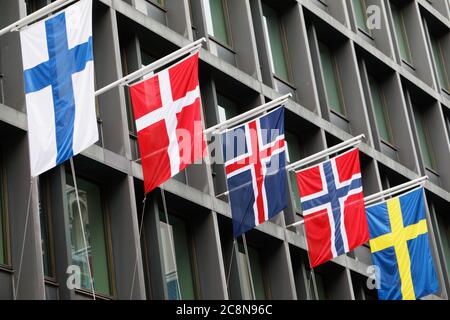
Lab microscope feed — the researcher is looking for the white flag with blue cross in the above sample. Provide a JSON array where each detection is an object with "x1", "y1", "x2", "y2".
[{"x1": 20, "y1": 0, "x2": 97, "y2": 177}]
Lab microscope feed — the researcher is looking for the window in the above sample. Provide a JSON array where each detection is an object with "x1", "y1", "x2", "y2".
[
  {"x1": 66, "y1": 173, "x2": 112, "y2": 297},
  {"x1": 314, "y1": 272, "x2": 327, "y2": 300},
  {"x1": 413, "y1": 107, "x2": 436, "y2": 170},
  {"x1": 25, "y1": 0, "x2": 51, "y2": 15},
  {"x1": 38, "y1": 175, "x2": 55, "y2": 278},
  {"x1": 368, "y1": 76, "x2": 393, "y2": 144},
  {"x1": 160, "y1": 212, "x2": 197, "y2": 300},
  {"x1": 318, "y1": 42, "x2": 345, "y2": 115},
  {"x1": 353, "y1": 0, "x2": 370, "y2": 34},
  {"x1": 285, "y1": 131, "x2": 302, "y2": 210},
  {"x1": 247, "y1": 246, "x2": 266, "y2": 299},
  {"x1": 203, "y1": 0, "x2": 231, "y2": 46},
  {"x1": 391, "y1": 2, "x2": 413, "y2": 64},
  {"x1": 430, "y1": 35, "x2": 449, "y2": 92},
  {"x1": 0, "y1": 162, "x2": 8, "y2": 266},
  {"x1": 217, "y1": 93, "x2": 239, "y2": 123},
  {"x1": 237, "y1": 243, "x2": 267, "y2": 299},
  {"x1": 262, "y1": 3, "x2": 290, "y2": 82},
  {"x1": 135, "y1": 0, "x2": 166, "y2": 25},
  {"x1": 434, "y1": 205, "x2": 450, "y2": 279},
  {"x1": 152, "y1": 0, "x2": 164, "y2": 6}
]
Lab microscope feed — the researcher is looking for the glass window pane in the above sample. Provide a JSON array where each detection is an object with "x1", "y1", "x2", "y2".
[
  {"x1": 353, "y1": 0, "x2": 369, "y2": 33},
  {"x1": 436, "y1": 209, "x2": 450, "y2": 279},
  {"x1": 262, "y1": 4, "x2": 290, "y2": 82},
  {"x1": 314, "y1": 272, "x2": 327, "y2": 300},
  {"x1": 26, "y1": 0, "x2": 50, "y2": 15},
  {"x1": 413, "y1": 108, "x2": 435, "y2": 169},
  {"x1": 204, "y1": 0, "x2": 230, "y2": 45},
  {"x1": 236, "y1": 244, "x2": 253, "y2": 299},
  {"x1": 141, "y1": 51, "x2": 156, "y2": 67},
  {"x1": 0, "y1": 169, "x2": 5, "y2": 265},
  {"x1": 217, "y1": 93, "x2": 239, "y2": 122},
  {"x1": 391, "y1": 3, "x2": 412, "y2": 63},
  {"x1": 431, "y1": 36, "x2": 450, "y2": 91},
  {"x1": 66, "y1": 174, "x2": 112, "y2": 296},
  {"x1": 160, "y1": 213, "x2": 196, "y2": 300},
  {"x1": 368, "y1": 76, "x2": 392, "y2": 143},
  {"x1": 247, "y1": 246, "x2": 266, "y2": 300},
  {"x1": 319, "y1": 42, "x2": 344, "y2": 115},
  {"x1": 285, "y1": 131, "x2": 302, "y2": 210},
  {"x1": 38, "y1": 176, "x2": 53, "y2": 277}
]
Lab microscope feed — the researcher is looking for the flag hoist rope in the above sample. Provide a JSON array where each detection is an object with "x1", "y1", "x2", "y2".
[
  {"x1": 129, "y1": 194, "x2": 146, "y2": 300},
  {"x1": 13, "y1": 179, "x2": 33, "y2": 300},
  {"x1": 160, "y1": 187, "x2": 182, "y2": 299},
  {"x1": 70, "y1": 158, "x2": 96, "y2": 300}
]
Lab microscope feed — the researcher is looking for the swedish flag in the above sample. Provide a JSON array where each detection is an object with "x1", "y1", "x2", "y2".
[{"x1": 366, "y1": 187, "x2": 439, "y2": 300}]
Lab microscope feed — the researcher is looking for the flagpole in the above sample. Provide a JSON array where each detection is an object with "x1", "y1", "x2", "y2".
[
  {"x1": 0, "y1": 0, "x2": 77, "y2": 37},
  {"x1": 94, "y1": 38, "x2": 206, "y2": 97},
  {"x1": 364, "y1": 176, "x2": 428, "y2": 206},
  {"x1": 286, "y1": 176, "x2": 429, "y2": 228},
  {"x1": 203, "y1": 94, "x2": 292, "y2": 136},
  {"x1": 285, "y1": 134, "x2": 365, "y2": 172}
]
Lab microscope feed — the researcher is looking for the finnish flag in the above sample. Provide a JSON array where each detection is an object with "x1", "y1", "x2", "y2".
[{"x1": 20, "y1": 0, "x2": 97, "y2": 177}]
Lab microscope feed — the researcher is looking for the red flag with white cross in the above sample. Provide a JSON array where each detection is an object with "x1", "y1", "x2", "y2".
[{"x1": 130, "y1": 52, "x2": 206, "y2": 193}]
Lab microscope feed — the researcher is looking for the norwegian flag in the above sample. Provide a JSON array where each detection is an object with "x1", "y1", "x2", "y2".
[
  {"x1": 130, "y1": 53, "x2": 205, "y2": 193},
  {"x1": 296, "y1": 148, "x2": 369, "y2": 268},
  {"x1": 222, "y1": 107, "x2": 287, "y2": 237}
]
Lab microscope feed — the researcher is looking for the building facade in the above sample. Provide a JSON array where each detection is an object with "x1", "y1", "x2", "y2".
[{"x1": 0, "y1": 0, "x2": 449, "y2": 300}]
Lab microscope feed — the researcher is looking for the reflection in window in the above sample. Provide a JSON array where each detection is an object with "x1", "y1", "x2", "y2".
[
  {"x1": 237, "y1": 243, "x2": 267, "y2": 300},
  {"x1": 66, "y1": 174, "x2": 112, "y2": 296},
  {"x1": 368, "y1": 75, "x2": 393, "y2": 144},
  {"x1": 38, "y1": 175, "x2": 54, "y2": 277},
  {"x1": 413, "y1": 106, "x2": 436, "y2": 170},
  {"x1": 217, "y1": 93, "x2": 239, "y2": 123},
  {"x1": 353, "y1": 0, "x2": 370, "y2": 34},
  {"x1": 391, "y1": 2, "x2": 413, "y2": 64},
  {"x1": 318, "y1": 42, "x2": 345, "y2": 115},
  {"x1": 262, "y1": 3, "x2": 290, "y2": 82},
  {"x1": 160, "y1": 212, "x2": 196, "y2": 300},
  {"x1": 203, "y1": 0, "x2": 231, "y2": 46},
  {"x1": 430, "y1": 35, "x2": 449, "y2": 91},
  {"x1": 285, "y1": 131, "x2": 302, "y2": 210}
]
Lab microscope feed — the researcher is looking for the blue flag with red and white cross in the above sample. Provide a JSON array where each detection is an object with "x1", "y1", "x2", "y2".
[{"x1": 221, "y1": 107, "x2": 288, "y2": 237}]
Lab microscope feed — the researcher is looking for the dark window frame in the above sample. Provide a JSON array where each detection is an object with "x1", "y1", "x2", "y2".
[{"x1": 64, "y1": 170, "x2": 117, "y2": 299}]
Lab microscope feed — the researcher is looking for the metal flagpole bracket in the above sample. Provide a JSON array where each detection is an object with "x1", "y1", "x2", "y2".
[
  {"x1": 0, "y1": 0, "x2": 77, "y2": 37},
  {"x1": 285, "y1": 134, "x2": 365, "y2": 172},
  {"x1": 286, "y1": 176, "x2": 429, "y2": 229},
  {"x1": 203, "y1": 93, "x2": 292, "y2": 136},
  {"x1": 364, "y1": 176, "x2": 428, "y2": 206},
  {"x1": 94, "y1": 37, "x2": 206, "y2": 97}
]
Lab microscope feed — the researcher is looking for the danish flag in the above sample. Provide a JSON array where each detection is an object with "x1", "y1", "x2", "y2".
[
  {"x1": 296, "y1": 148, "x2": 369, "y2": 268},
  {"x1": 130, "y1": 53, "x2": 205, "y2": 193}
]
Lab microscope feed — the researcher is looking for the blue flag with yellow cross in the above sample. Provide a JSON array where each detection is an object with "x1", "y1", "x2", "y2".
[{"x1": 366, "y1": 187, "x2": 439, "y2": 300}]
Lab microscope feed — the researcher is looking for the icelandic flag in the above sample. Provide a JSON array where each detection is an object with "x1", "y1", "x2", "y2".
[
  {"x1": 222, "y1": 107, "x2": 288, "y2": 237},
  {"x1": 20, "y1": 0, "x2": 97, "y2": 177},
  {"x1": 296, "y1": 148, "x2": 369, "y2": 268}
]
